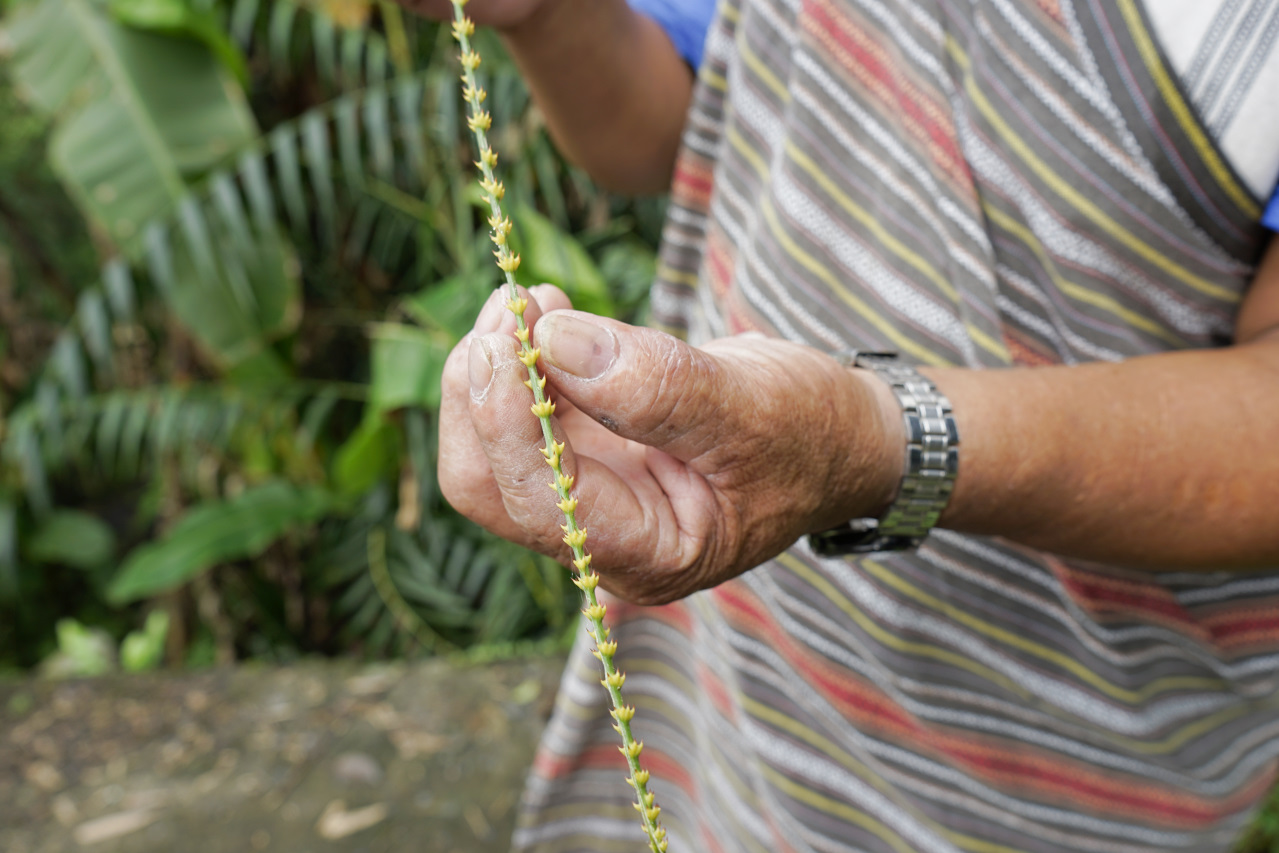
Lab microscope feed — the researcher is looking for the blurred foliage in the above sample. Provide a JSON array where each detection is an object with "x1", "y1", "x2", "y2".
[
  {"x1": 1239, "y1": 785, "x2": 1279, "y2": 853},
  {"x1": 0, "y1": 0, "x2": 666, "y2": 671}
]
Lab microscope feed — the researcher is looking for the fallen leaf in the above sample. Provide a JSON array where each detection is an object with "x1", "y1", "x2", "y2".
[
  {"x1": 315, "y1": 800, "x2": 388, "y2": 840},
  {"x1": 74, "y1": 810, "x2": 157, "y2": 846}
]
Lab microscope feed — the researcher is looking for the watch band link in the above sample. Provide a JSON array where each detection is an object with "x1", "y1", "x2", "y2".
[{"x1": 807, "y1": 351, "x2": 959, "y2": 556}]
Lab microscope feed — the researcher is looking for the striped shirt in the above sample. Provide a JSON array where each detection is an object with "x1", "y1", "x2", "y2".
[
  {"x1": 632, "y1": 0, "x2": 1279, "y2": 217},
  {"x1": 516, "y1": 2, "x2": 1279, "y2": 852}
]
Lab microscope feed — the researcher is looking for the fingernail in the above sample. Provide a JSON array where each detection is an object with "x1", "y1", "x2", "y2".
[
  {"x1": 540, "y1": 314, "x2": 618, "y2": 379},
  {"x1": 469, "y1": 336, "x2": 494, "y2": 398}
]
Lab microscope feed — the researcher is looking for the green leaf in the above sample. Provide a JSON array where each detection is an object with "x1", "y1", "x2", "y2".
[
  {"x1": 271, "y1": 127, "x2": 308, "y2": 236},
  {"x1": 9, "y1": 0, "x2": 258, "y2": 249},
  {"x1": 102, "y1": 258, "x2": 137, "y2": 320},
  {"x1": 161, "y1": 196, "x2": 301, "y2": 372},
  {"x1": 402, "y1": 271, "x2": 495, "y2": 342},
  {"x1": 332, "y1": 417, "x2": 400, "y2": 497},
  {"x1": 228, "y1": 0, "x2": 259, "y2": 46},
  {"x1": 45, "y1": 618, "x2": 116, "y2": 678},
  {"x1": 0, "y1": 498, "x2": 18, "y2": 602},
  {"x1": 509, "y1": 204, "x2": 615, "y2": 317},
  {"x1": 107, "y1": 0, "x2": 249, "y2": 85},
  {"x1": 106, "y1": 481, "x2": 334, "y2": 604},
  {"x1": 301, "y1": 111, "x2": 337, "y2": 239},
  {"x1": 368, "y1": 323, "x2": 451, "y2": 413},
  {"x1": 268, "y1": 0, "x2": 298, "y2": 67},
  {"x1": 51, "y1": 332, "x2": 88, "y2": 398},
  {"x1": 120, "y1": 610, "x2": 169, "y2": 672},
  {"x1": 24, "y1": 510, "x2": 117, "y2": 570}
]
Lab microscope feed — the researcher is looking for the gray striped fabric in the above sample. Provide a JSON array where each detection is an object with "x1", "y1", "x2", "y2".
[{"x1": 514, "y1": 2, "x2": 1279, "y2": 852}]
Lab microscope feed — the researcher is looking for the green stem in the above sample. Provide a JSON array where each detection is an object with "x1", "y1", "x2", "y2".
[{"x1": 448, "y1": 7, "x2": 667, "y2": 852}]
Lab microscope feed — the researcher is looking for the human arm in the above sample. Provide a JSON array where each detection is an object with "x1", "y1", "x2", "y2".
[
  {"x1": 437, "y1": 239, "x2": 1279, "y2": 605},
  {"x1": 932, "y1": 235, "x2": 1279, "y2": 571},
  {"x1": 398, "y1": 0, "x2": 693, "y2": 193}
]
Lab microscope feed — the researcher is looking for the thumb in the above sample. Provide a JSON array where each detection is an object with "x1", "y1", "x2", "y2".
[{"x1": 532, "y1": 310, "x2": 734, "y2": 463}]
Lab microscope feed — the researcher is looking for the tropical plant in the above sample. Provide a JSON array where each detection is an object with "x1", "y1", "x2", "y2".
[{"x1": 0, "y1": 0, "x2": 662, "y2": 668}]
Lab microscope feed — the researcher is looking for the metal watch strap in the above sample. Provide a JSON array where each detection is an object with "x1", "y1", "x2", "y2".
[{"x1": 807, "y1": 351, "x2": 959, "y2": 556}]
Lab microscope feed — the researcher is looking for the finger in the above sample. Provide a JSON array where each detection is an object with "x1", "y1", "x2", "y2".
[
  {"x1": 531, "y1": 311, "x2": 738, "y2": 465},
  {"x1": 468, "y1": 331, "x2": 718, "y2": 590},
  {"x1": 528, "y1": 283, "x2": 572, "y2": 314},
  {"x1": 436, "y1": 285, "x2": 566, "y2": 542}
]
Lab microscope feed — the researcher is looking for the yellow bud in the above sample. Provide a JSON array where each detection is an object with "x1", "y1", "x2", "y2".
[
  {"x1": 558, "y1": 473, "x2": 576, "y2": 492},
  {"x1": 562, "y1": 527, "x2": 587, "y2": 549},
  {"x1": 467, "y1": 110, "x2": 492, "y2": 132},
  {"x1": 572, "y1": 553, "x2": 590, "y2": 571},
  {"x1": 634, "y1": 769, "x2": 650, "y2": 786},
  {"x1": 515, "y1": 327, "x2": 530, "y2": 343},
  {"x1": 496, "y1": 251, "x2": 520, "y2": 273},
  {"x1": 605, "y1": 671, "x2": 626, "y2": 689},
  {"x1": 518, "y1": 347, "x2": 541, "y2": 368},
  {"x1": 556, "y1": 497, "x2": 578, "y2": 515},
  {"x1": 479, "y1": 148, "x2": 498, "y2": 169},
  {"x1": 620, "y1": 739, "x2": 643, "y2": 758},
  {"x1": 531, "y1": 399, "x2": 555, "y2": 418},
  {"x1": 583, "y1": 603, "x2": 607, "y2": 621},
  {"x1": 523, "y1": 375, "x2": 548, "y2": 391},
  {"x1": 571, "y1": 573, "x2": 599, "y2": 591},
  {"x1": 505, "y1": 296, "x2": 528, "y2": 315},
  {"x1": 460, "y1": 50, "x2": 481, "y2": 71},
  {"x1": 645, "y1": 806, "x2": 661, "y2": 821},
  {"x1": 461, "y1": 84, "x2": 485, "y2": 104},
  {"x1": 611, "y1": 704, "x2": 635, "y2": 722}
]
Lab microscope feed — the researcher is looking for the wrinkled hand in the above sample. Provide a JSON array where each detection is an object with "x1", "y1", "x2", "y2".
[
  {"x1": 396, "y1": 0, "x2": 548, "y2": 29},
  {"x1": 438, "y1": 286, "x2": 903, "y2": 605}
]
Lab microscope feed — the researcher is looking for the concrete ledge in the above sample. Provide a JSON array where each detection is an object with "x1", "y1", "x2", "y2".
[{"x1": 0, "y1": 657, "x2": 565, "y2": 853}]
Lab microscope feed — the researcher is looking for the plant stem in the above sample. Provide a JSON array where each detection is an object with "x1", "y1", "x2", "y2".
[{"x1": 448, "y1": 6, "x2": 668, "y2": 851}]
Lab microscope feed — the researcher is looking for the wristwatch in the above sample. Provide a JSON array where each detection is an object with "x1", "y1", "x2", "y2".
[{"x1": 806, "y1": 351, "x2": 959, "y2": 555}]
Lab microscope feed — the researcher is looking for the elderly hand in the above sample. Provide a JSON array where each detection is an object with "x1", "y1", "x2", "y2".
[{"x1": 438, "y1": 286, "x2": 904, "y2": 605}]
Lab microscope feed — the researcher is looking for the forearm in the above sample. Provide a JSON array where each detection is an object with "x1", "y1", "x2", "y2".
[
  {"x1": 929, "y1": 336, "x2": 1279, "y2": 571},
  {"x1": 501, "y1": 0, "x2": 693, "y2": 194}
]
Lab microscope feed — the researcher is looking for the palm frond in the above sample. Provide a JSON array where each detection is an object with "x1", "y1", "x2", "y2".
[
  {"x1": 227, "y1": 0, "x2": 398, "y2": 90},
  {"x1": 1, "y1": 383, "x2": 336, "y2": 512}
]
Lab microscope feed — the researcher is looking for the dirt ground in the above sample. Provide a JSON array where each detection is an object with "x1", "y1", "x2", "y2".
[{"x1": 0, "y1": 657, "x2": 565, "y2": 853}]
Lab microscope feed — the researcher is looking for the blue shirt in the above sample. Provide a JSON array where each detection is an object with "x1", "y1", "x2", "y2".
[
  {"x1": 1265, "y1": 189, "x2": 1279, "y2": 232},
  {"x1": 628, "y1": 0, "x2": 718, "y2": 69}
]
